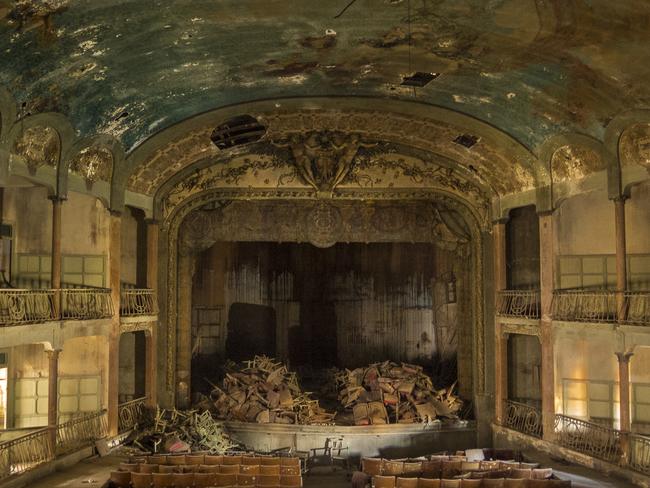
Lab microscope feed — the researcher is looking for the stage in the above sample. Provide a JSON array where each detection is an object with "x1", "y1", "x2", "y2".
[{"x1": 224, "y1": 420, "x2": 477, "y2": 460}]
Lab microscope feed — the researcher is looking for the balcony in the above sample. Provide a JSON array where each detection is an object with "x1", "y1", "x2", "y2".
[
  {"x1": 503, "y1": 399, "x2": 542, "y2": 438},
  {"x1": 0, "y1": 288, "x2": 113, "y2": 326},
  {"x1": 552, "y1": 289, "x2": 650, "y2": 326},
  {"x1": 120, "y1": 289, "x2": 158, "y2": 317},
  {"x1": 496, "y1": 290, "x2": 540, "y2": 319}
]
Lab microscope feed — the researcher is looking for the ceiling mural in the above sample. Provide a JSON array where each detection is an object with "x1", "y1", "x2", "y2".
[{"x1": 1, "y1": 0, "x2": 650, "y2": 157}]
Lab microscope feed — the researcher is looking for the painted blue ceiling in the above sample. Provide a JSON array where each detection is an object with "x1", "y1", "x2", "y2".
[{"x1": 1, "y1": 0, "x2": 649, "y2": 151}]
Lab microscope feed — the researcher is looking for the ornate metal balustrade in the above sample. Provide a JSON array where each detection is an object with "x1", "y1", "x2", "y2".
[
  {"x1": 503, "y1": 399, "x2": 543, "y2": 438},
  {"x1": 496, "y1": 290, "x2": 540, "y2": 319},
  {"x1": 0, "y1": 289, "x2": 56, "y2": 325},
  {"x1": 118, "y1": 397, "x2": 149, "y2": 433},
  {"x1": 554, "y1": 414, "x2": 622, "y2": 463},
  {"x1": 120, "y1": 288, "x2": 158, "y2": 316},
  {"x1": 56, "y1": 410, "x2": 108, "y2": 456},
  {"x1": 552, "y1": 290, "x2": 618, "y2": 323},
  {"x1": 0, "y1": 427, "x2": 53, "y2": 481},
  {"x1": 60, "y1": 288, "x2": 113, "y2": 320},
  {"x1": 629, "y1": 433, "x2": 650, "y2": 475},
  {"x1": 621, "y1": 292, "x2": 650, "y2": 326}
]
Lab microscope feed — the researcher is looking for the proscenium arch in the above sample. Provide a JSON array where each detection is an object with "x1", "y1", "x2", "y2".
[
  {"x1": 125, "y1": 96, "x2": 547, "y2": 199},
  {"x1": 157, "y1": 187, "x2": 487, "y2": 428}
]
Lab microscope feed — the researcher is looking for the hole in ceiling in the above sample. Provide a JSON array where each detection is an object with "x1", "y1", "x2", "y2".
[
  {"x1": 115, "y1": 111, "x2": 129, "y2": 121},
  {"x1": 453, "y1": 134, "x2": 479, "y2": 148},
  {"x1": 210, "y1": 115, "x2": 267, "y2": 150},
  {"x1": 400, "y1": 72, "x2": 440, "y2": 87}
]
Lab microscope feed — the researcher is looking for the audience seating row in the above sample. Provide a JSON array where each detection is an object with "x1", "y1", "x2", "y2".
[
  {"x1": 109, "y1": 470, "x2": 302, "y2": 488},
  {"x1": 129, "y1": 455, "x2": 301, "y2": 467},
  {"x1": 361, "y1": 459, "x2": 545, "y2": 479},
  {"x1": 118, "y1": 463, "x2": 300, "y2": 475},
  {"x1": 372, "y1": 476, "x2": 570, "y2": 487}
]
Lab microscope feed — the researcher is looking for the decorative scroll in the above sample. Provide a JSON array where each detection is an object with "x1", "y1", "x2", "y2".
[
  {"x1": 619, "y1": 123, "x2": 650, "y2": 169},
  {"x1": 60, "y1": 289, "x2": 113, "y2": 320},
  {"x1": 0, "y1": 289, "x2": 56, "y2": 325},
  {"x1": 503, "y1": 399, "x2": 542, "y2": 438},
  {"x1": 69, "y1": 147, "x2": 113, "y2": 187},
  {"x1": 551, "y1": 290, "x2": 617, "y2": 323},
  {"x1": 551, "y1": 145, "x2": 604, "y2": 183},
  {"x1": 0, "y1": 428, "x2": 53, "y2": 480},
  {"x1": 118, "y1": 397, "x2": 149, "y2": 433},
  {"x1": 179, "y1": 200, "x2": 469, "y2": 252},
  {"x1": 55, "y1": 410, "x2": 108, "y2": 456},
  {"x1": 630, "y1": 433, "x2": 650, "y2": 475},
  {"x1": 622, "y1": 292, "x2": 650, "y2": 326},
  {"x1": 120, "y1": 289, "x2": 158, "y2": 316}
]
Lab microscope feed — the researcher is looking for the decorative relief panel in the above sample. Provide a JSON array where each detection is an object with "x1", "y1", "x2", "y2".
[
  {"x1": 179, "y1": 200, "x2": 469, "y2": 252},
  {"x1": 13, "y1": 126, "x2": 60, "y2": 173},
  {"x1": 130, "y1": 109, "x2": 536, "y2": 196},
  {"x1": 69, "y1": 146, "x2": 113, "y2": 187},
  {"x1": 619, "y1": 123, "x2": 650, "y2": 170},
  {"x1": 160, "y1": 142, "x2": 488, "y2": 224},
  {"x1": 551, "y1": 145, "x2": 604, "y2": 183}
]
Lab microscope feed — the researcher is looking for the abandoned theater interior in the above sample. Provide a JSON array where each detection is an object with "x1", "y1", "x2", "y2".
[{"x1": 1, "y1": 1, "x2": 650, "y2": 487}]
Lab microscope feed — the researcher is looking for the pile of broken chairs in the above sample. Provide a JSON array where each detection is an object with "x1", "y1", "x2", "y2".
[
  {"x1": 209, "y1": 355, "x2": 336, "y2": 425},
  {"x1": 336, "y1": 361, "x2": 462, "y2": 425}
]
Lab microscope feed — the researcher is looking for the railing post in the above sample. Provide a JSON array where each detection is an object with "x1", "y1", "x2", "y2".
[
  {"x1": 107, "y1": 211, "x2": 121, "y2": 436},
  {"x1": 538, "y1": 211, "x2": 555, "y2": 441},
  {"x1": 145, "y1": 219, "x2": 159, "y2": 408},
  {"x1": 493, "y1": 220, "x2": 508, "y2": 424},
  {"x1": 616, "y1": 351, "x2": 634, "y2": 465},
  {"x1": 613, "y1": 196, "x2": 628, "y2": 322},
  {"x1": 49, "y1": 196, "x2": 64, "y2": 317},
  {"x1": 46, "y1": 348, "x2": 60, "y2": 449}
]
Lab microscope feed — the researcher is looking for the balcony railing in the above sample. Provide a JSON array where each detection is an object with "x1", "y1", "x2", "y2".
[
  {"x1": 554, "y1": 413, "x2": 622, "y2": 464},
  {"x1": 496, "y1": 290, "x2": 540, "y2": 319},
  {"x1": 0, "y1": 288, "x2": 113, "y2": 326},
  {"x1": 503, "y1": 400, "x2": 542, "y2": 438},
  {"x1": 552, "y1": 289, "x2": 618, "y2": 323},
  {"x1": 118, "y1": 397, "x2": 149, "y2": 433},
  {"x1": 56, "y1": 410, "x2": 108, "y2": 456},
  {"x1": 0, "y1": 290, "x2": 57, "y2": 325},
  {"x1": 621, "y1": 292, "x2": 650, "y2": 326},
  {"x1": 0, "y1": 427, "x2": 53, "y2": 481},
  {"x1": 60, "y1": 289, "x2": 113, "y2": 320},
  {"x1": 120, "y1": 289, "x2": 158, "y2": 316},
  {"x1": 629, "y1": 433, "x2": 650, "y2": 475}
]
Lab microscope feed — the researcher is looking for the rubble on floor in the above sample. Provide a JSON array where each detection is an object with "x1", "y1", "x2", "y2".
[
  {"x1": 335, "y1": 361, "x2": 462, "y2": 425},
  {"x1": 206, "y1": 355, "x2": 336, "y2": 425},
  {"x1": 123, "y1": 407, "x2": 240, "y2": 454}
]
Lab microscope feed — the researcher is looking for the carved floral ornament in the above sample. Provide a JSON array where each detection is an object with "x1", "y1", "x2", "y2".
[
  {"x1": 159, "y1": 136, "x2": 489, "y2": 225},
  {"x1": 13, "y1": 125, "x2": 60, "y2": 173},
  {"x1": 550, "y1": 144, "x2": 605, "y2": 183},
  {"x1": 69, "y1": 146, "x2": 113, "y2": 187},
  {"x1": 130, "y1": 109, "x2": 536, "y2": 196},
  {"x1": 178, "y1": 200, "x2": 471, "y2": 252},
  {"x1": 619, "y1": 123, "x2": 650, "y2": 170}
]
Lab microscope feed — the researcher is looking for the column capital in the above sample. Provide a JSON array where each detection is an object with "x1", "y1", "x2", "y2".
[
  {"x1": 615, "y1": 351, "x2": 634, "y2": 363},
  {"x1": 45, "y1": 348, "x2": 62, "y2": 358},
  {"x1": 611, "y1": 195, "x2": 629, "y2": 204},
  {"x1": 47, "y1": 195, "x2": 67, "y2": 203}
]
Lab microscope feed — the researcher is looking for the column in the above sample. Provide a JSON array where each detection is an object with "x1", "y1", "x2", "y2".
[
  {"x1": 616, "y1": 351, "x2": 633, "y2": 463},
  {"x1": 107, "y1": 212, "x2": 121, "y2": 436},
  {"x1": 49, "y1": 196, "x2": 64, "y2": 316},
  {"x1": 493, "y1": 220, "x2": 508, "y2": 424},
  {"x1": 46, "y1": 349, "x2": 60, "y2": 448},
  {"x1": 538, "y1": 211, "x2": 556, "y2": 441},
  {"x1": 145, "y1": 220, "x2": 159, "y2": 407},
  {"x1": 176, "y1": 251, "x2": 194, "y2": 409},
  {"x1": 614, "y1": 197, "x2": 628, "y2": 321}
]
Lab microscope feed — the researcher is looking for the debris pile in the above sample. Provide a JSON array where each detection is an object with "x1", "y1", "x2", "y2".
[
  {"x1": 126, "y1": 408, "x2": 240, "y2": 454},
  {"x1": 335, "y1": 361, "x2": 462, "y2": 425},
  {"x1": 209, "y1": 355, "x2": 336, "y2": 425}
]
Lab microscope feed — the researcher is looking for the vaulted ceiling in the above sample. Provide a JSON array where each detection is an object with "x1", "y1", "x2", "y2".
[{"x1": 2, "y1": 0, "x2": 649, "y2": 152}]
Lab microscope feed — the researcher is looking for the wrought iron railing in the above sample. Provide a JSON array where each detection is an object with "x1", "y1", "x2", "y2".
[
  {"x1": 0, "y1": 289, "x2": 56, "y2": 325},
  {"x1": 496, "y1": 290, "x2": 540, "y2": 319},
  {"x1": 0, "y1": 288, "x2": 113, "y2": 325},
  {"x1": 552, "y1": 289, "x2": 618, "y2": 323},
  {"x1": 120, "y1": 288, "x2": 158, "y2": 316},
  {"x1": 60, "y1": 289, "x2": 113, "y2": 320},
  {"x1": 554, "y1": 413, "x2": 622, "y2": 463},
  {"x1": 503, "y1": 399, "x2": 543, "y2": 438},
  {"x1": 0, "y1": 427, "x2": 53, "y2": 480},
  {"x1": 118, "y1": 397, "x2": 149, "y2": 433},
  {"x1": 621, "y1": 292, "x2": 650, "y2": 326},
  {"x1": 56, "y1": 410, "x2": 108, "y2": 456},
  {"x1": 629, "y1": 433, "x2": 650, "y2": 475}
]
